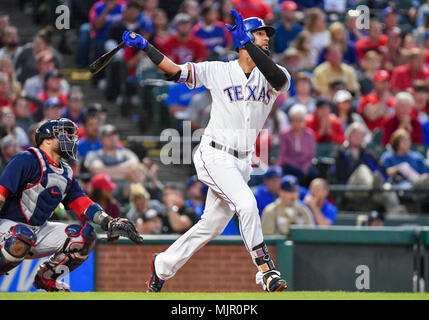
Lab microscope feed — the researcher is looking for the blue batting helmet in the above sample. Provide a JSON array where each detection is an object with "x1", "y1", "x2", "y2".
[
  {"x1": 35, "y1": 118, "x2": 79, "y2": 160},
  {"x1": 243, "y1": 17, "x2": 275, "y2": 41}
]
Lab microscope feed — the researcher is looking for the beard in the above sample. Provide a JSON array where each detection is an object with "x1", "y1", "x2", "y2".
[{"x1": 6, "y1": 42, "x2": 18, "y2": 49}]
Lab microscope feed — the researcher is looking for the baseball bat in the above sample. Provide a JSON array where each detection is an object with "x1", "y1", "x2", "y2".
[{"x1": 89, "y1": 41, "x2": 125, "y2": 75}]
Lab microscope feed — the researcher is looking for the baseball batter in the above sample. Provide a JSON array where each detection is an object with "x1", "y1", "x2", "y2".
[{"x1": 123, "y1": 10, "x2": 290, "y2": 292}]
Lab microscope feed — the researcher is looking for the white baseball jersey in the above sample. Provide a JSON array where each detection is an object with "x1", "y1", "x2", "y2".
[{"x1": 186, "y1": 60, "x2": 291, "y2": 152}]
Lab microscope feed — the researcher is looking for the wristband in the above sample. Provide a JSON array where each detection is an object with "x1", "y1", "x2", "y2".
[
  {"x1": 100, "y1": 215, "x2": 113, "y2": 231},
  {"x1": 177, "y1": 64, "x2": 189, "y2": 83},
  {"x1": 143, "y1": 43, "x2": 165, "y2": 65}
]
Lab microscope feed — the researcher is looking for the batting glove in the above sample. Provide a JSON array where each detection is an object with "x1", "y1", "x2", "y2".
[
  {"x1": 122, "y1": 31, "x2": 148, "y2": 50},
  {"x1": 225, "y1": 10, "x2": 251, "y2": 48}
]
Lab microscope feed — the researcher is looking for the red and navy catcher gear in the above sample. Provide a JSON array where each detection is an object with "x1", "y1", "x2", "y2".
[
  {"x1": 0, "y1": 224, "x2": 37, "y2": 277},
  {"x1": 35, "y1": 118, "x2": 79, "y2": 160}
]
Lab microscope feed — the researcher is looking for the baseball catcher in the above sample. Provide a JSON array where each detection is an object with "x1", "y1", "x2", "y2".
[{"x1": 0, "y1": 118, "x2": 143, "y2": 291}]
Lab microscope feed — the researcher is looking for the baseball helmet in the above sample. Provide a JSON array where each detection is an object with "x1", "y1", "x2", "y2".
[
  {"x1": 243, "y1": 17, "x2": 275, "y2": 40},
  {"x1": 35, "y1": 118, "x2": 79, "y2": 160}
]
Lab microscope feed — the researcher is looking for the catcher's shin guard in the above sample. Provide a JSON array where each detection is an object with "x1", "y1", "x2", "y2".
[
  {"x1": 252, "y1": 242, "x2": 288, "y2": 292},
  {"x1": 0, "y1": 224, "x2": 37, "y2": 277},
  {"x1": 34, "y1": 223, "x2": 95, "y2": 291}
]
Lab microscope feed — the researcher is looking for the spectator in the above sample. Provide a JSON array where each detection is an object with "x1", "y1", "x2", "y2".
[
  {"x1": 62, "y1": 86, "x2": 86, "y2": 126},
  {"x1": 23, "y1": 51, "x2": 60, "y2": 100},
  {"x1": 383, "y1": 27, "x2": 406, "y2": 72},
  {"x1": 78, "y1": 112, "x2": 102, "y2": 159},
  {"x1": 105, "y1": 0, "x2": 145, "y2": 101},
  {"x1": 303, "y1": 178, "x2": 338, "y2": 226},
  {"x1": 0, "y1": 72, "x2": 12, "y2": 108},
  {"x1": 185, "y1": 175, "x2": 204, "y2": 217},
  {"x1": 277, "y1": 47, "x2": 301, "y2": 86},
  {"x1": 332, "y1": 89, "x2": 369, "y2": 141},
  {"x1": 356, "y1": 210, "x2": 384, "y2": 227},
  {"x1": 262, "y1": 175, "x2": 314, "y2": 236},
  {"x1": 161, "y1": 183, "x2": 199, "y2": 234},
  {"x1": 253, "y1": 166, "x2": 282, "y2": 216},
  {"x1": 188, "y1": 89, "x2": 212, "y2": 129},
  {"x1": 382, "y1": 91, "x2": 423, "y2": 145},
  {"x1": 139, "y1": 0, "x2": 157, "y2": 35},
  {"x1": 231, "y1": 0, "x2": 273, "y2": 21},
  {"x1": 135, "y1": 208, "x2": 164, "y2": 234},
  {"x1": 382, "y1": 6, "x2": 399, "y2": 34},
  {"x1": 126, "y1": 184, "x2": 163, "y2": 225},
  {"x1": 318, "y1": 22, "x2": 358, "y2": 66},
  {"x1": 381, "y1": 128, "x2": 429, "y2": 190},
  {"x1": 312, "y1": 44, "x2": 360, "y2": 98},
  {"x1": 306, "y1": 97, "x2": 345, "y2": 144},
  {"x1": 0, "y1": 106, "x2": 29, "y2": 148},
  {"x1": 161, "y1": 13, "x2": 208, "y2": 65},
  {"x1": 357, "y1": 50, "x2": 383, "y2": 96},
  {"x1": 43, "y1": 97, "x2": 64, "y2": 121},
  {"x1": 357, "y1": 69, "x2": 395, "y2": 132},
  {"x1": 390, "y1": 47, "x2": 429, "y2": 93},
  {"x1": 304, "y1": 8, "x2": 330, "y2": 54},
  {"x1": 13, "y1": 96, "x2": 34, "y2": 133},
  {"x1": 191, "y1": 5, "x2": 230, "y2": 58},
  {"x1": 0, "y1": 56, "x2": 21, "y2": 99},
  {"x1": 334, "y1": 122, "x2": 403, "y2": 214},
  {"x1": 30, "y1": 69, "x2": 69, "y2": 116},
  {"x1": 344, "y1": 9, "x2": 366, "y2": 46},
  {"x1": 264, "y1": 100, "x2": 289, "y2": 150},
  {"x1": 0, "y1": 13, "x2": 9, "y2": 47},
  {"x1": 165, "y1": 82, "x2": 206, "y2": 121},
  {"x1": 412, "y1": 80, "x2": 429, "y2": 124},
  {"x1": 291, "y1": 30, "x2": 318, "y2": 71},
  {"x1": 150, "y1": 8, "x2": 170, "y2": 48},
  {"x1": 278, "y1": 104, "x2": 318, "y2": 187},
  {"x1": 178, "y1": 0, "x2": 200, "y2": 26},
  {"x1": 0, "y1": 134, "x2": 19, "y2": 174},
  {"x1": 84, "y1": 124, "x2": 140, "y2": 191},
  {"x1": 0, "y1": 26, "x2": 21, "y2": 63},
  {"x1": 282, "y1": 71, "x2": 316, "y2": 114},
  {"x1": 15, "y1": 26, "x2": 61, "y2": 84},
  {"x1": 354, "y1": 20, "x2": 387, "y2": 61},
  {"x1": 272, "y1": 1, "x2": 302, "y2": 55},
  {"x1": 89, "y1": 0, "x2": 125, "y2": 66},
  {"x1": 89, "y1": 173, "x2": 121, "y2": 219}
]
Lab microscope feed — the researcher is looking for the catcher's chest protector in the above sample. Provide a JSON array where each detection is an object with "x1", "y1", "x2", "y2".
[{"x1": 18, "y1": 148, "x2": 73, "y2": 226}]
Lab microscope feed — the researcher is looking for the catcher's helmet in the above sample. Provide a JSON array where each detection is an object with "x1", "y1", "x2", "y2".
[
  {"x1": 35, "y1": 118, "x2": 79, "y2": 160},
  {"x1": 243, "y1": 17, "x2": 275, "y2": 40}
]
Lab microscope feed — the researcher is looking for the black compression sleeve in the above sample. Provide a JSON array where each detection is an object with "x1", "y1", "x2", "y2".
[
  {"x1": 243, "y1": 41, "x2": 288, "y2": 90},
  {"x1": 143, "y1": 43, "x2": 165, "y2": 65}
]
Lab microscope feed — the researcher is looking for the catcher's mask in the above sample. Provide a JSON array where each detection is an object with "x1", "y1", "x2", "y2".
[{"x1": 35, "y1": 118, "x2": 79, "y2": 160}]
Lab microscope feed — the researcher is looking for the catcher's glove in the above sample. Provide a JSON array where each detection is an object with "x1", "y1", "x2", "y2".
[{"x1": 107, "y1": 218, "x2": 144, "y2": 244}]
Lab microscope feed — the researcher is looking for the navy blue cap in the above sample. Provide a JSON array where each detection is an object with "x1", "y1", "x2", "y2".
[
  {"x1": 186, "y1": 175, "x2": 199, "y2": 190},
  {"x1": 280, "y1": 175, "x2": 299, "y2": 191},
  {"x1": 264, "y1": 166, "x2": 282, "y2": 179}
]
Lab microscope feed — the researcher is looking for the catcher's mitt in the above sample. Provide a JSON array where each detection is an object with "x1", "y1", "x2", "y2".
[{"x1": 107, "y1": 218, "x2": 144, "y2": 244}]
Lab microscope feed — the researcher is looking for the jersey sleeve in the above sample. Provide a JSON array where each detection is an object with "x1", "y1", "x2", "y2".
[
  {"x1": 270, "y1": 64, "x2": 291, "y2": 93},
  {"x1": 185, "y1": 61, "x2": 213, "y2": 90},
  {"x1": 0, "y1": 151, "x2": 41, "y2": 195}
]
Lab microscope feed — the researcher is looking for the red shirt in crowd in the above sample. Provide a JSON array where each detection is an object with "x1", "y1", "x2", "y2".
[
  {"x1": 390, "y1": 64, "x2": 429, "y2": 92},
  {"x1": 357, "y1": 93, "x2": 396, "y2": 131},
  {"x1": 160, "y1": 34, "x2": 208, "y2": 64},
  {"x1": 306, "y1": 113, "x2": 345, "y2": 144},
  {"x1": 381, "y1": 114, "x2": 424, "y2": 145},
  {"x1": 232, "y1": 0, "x2": 274, "y2": 20},
  {"x1": 355, "y1": 35, "x2": 388, "y2": 60}
]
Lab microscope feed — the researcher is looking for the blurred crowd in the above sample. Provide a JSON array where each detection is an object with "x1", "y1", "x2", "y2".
[{"x1": 1, "y1": 0, "x2": 429, "y2": 237}]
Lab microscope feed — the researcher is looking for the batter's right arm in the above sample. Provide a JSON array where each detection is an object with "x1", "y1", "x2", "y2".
[{"x1": 122, "y1": 31, "x2": 194, "y2": 85}]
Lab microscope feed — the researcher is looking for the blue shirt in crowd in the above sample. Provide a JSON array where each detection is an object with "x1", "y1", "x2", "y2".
[{"x1": 254, "y1": 184, "x2": 278, "y2": 216}]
